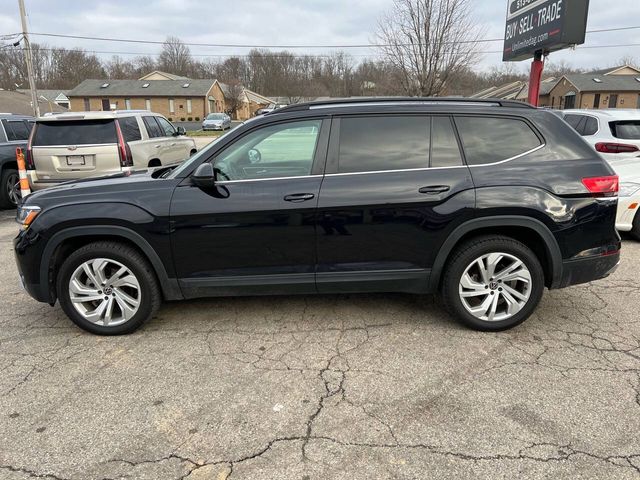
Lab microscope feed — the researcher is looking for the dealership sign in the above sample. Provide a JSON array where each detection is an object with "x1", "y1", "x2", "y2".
[{"x1": 503, "y1": 0, "x2": 590, "y2": 61}]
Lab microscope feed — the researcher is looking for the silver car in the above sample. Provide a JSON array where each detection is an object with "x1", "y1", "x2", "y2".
[{"x1": 202, "y1": 113, "x2": 231, "y2": 131}]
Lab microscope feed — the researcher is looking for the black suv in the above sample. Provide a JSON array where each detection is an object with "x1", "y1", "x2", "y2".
[
  {"x1": 0, "y1": 113, "x2": 34, "y2": 208},
  {"x1": 14, "y1": 98, "x2": 621, "y2": 335}
]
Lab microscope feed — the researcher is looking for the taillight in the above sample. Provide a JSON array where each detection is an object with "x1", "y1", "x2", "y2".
[
  {"x1": 25, "y1": 124, "x2": 35, "y2": 169},
  {"x1": 582, "y1": 175, "x2": 619, "y2": 197},
  {"x1": 595, "y1": 142, "x2": 640, "y2": 154},
  {"x1": 115, "y1": 120, "x2": 133, "y2": 167}
]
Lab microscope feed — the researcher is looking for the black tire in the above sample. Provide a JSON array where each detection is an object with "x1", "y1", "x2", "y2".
[
  {"x1": 56, "y1": 241, "x2": 161, "y2": 335},
  {"x1": 441, "y1": 235, "x2": 545, "y2": 331},
  {"x1": 630, "y1": 211, "x2": 640, "y2": 241},
  {"x1": 0, "y1": 168, "x2": 20, "y2": 209}
]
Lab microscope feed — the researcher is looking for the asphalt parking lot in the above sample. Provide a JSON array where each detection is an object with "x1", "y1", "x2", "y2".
[{"x1": 1, "y1": 210, "x2": 639, "y2": 479}]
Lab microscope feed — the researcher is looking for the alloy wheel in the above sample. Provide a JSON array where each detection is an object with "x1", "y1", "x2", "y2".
[
  {"x1": 7, "y1": 172, "x2": 20, "y2": 206},
  {"x1": 68, "y1": 258, "x2": 141, "y2": 327},
  {"x1": 458, "y1": 252, "x2": 532, "y2": 322}
]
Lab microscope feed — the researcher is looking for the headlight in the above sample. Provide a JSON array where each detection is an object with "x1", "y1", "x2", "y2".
[
  {"x1": 619, "y1": 182, "x2": 640, "y2": 197},
  {"x1": 16, "y1": 205, "x2": 41, "y2": 229}
]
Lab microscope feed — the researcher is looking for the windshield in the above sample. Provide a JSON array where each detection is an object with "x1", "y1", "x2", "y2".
[{"x1": 206, "y1": 114, "x2": 226, "y2": 120}]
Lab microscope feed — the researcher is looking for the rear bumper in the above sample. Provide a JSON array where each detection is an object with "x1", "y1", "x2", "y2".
[
  {"x1": 557, "y1": 252, "x2": 620, "y2": 289},
  {"x1": 616, "y1": 197, "x2": 639, "y2": 232}
]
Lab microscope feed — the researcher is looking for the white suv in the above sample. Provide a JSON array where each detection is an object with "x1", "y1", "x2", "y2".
[
  {"x1": 26, "y1": 111, "x2": 197, "y2": 190},
  {"x1": 559, "y1": 109, "x2": 640, "y2": 164}
]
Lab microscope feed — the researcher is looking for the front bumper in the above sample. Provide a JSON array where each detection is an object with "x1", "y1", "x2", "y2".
[{"x1": 202, "y1": 124, "x2": 224, "y2": 131}]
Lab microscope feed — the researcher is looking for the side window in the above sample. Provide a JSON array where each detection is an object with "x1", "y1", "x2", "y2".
[
  {"x1": 155, "y1": 117, "x2": 176, "y2": 137},
  {"x1": 2, "y1": 119, "x2": 31, "y2": 141},
  {"x1": 454, "y1": 116, "x2": 542, "y2": 166},
  {"x1": 431, "y1": 117, "x2": 463, "y2": 168},
  {"x1": 337, "y1": 116, "x2": 429, "y2": 173},
  {"x1": 563, "y1": 114, "x2": 583, "y2": 131},
  {"x1": 142, "y1": 116, "x2": 163, "y2": 138},
  {"x1": 582, "y1": 116, "x2": 598, "y2": 136},
  {"x1": 118, "y1": 117, "x2": 142, "y2": 142},
  {"x1": 214, "y1": 120, "x2": 321, "y2": 181}
]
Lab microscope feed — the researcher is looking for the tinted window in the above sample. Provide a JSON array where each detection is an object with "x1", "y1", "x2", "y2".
[
  {"x1": 338, "y1": 116, "x2": 429, "y2": 173},
  {"x1": 156, "y1": 117, "x2": 176, "y2": 137},
  {"x1": 563, "y1": 114, "x2": 583, "y2": 131},
  {"x1": 610, "y1": 121, "x2": 640, "y2": 140},
  {"x1": 583, "y1": 116, "x2": 598, "y2": 136},
  {"x1": 215, "y1": 120, "x2": 321, "y2": 181},
  {"x1": 118, "y1": 117, "x2": 141, "y2": 142},
  {"x1": 431, "y1": 117, "x2": 462, "y2": 167},
  {"x1": 33, "y1": 120, "x2": 117, "y2": 146},
  {"x1": 143, "y1": 116, "x2": 163, "y2": 138},
  {"x1": 454, "y1": 116, "x2": 541, "y2": 165},
  {"x1": 2, "y1": 120, "x2": 30, "y2": 141}
]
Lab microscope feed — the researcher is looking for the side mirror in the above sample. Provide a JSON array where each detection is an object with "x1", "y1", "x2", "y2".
[
  {"x1": 192, "y1": 163, "x2": 215, "y2": 188},
  {"x1": 175, "y1": 126, "x2": 186, "y2": 136}
]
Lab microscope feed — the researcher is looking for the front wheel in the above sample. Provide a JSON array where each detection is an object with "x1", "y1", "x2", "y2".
[
  {"x1": 56, "y1": 241, "x2": 161, "y2": 335},
  {"x1": 441, "y1": 236, "x2": 544, "y2": 331}
]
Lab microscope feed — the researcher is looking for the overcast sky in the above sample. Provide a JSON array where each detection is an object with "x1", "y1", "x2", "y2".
[{"x1": 0, "y1": 0, "x2": 638, "y2": 73}]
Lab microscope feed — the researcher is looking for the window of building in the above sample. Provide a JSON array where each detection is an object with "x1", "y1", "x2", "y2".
[
  {"x1": 608, "y1": 94, "x2": 619, "y2": 109},
  {"x1": 83, "y1": 98, "x2": 90, "y2": 111},
  {"x1": 337, "y1": 116, "x2": 430, "y2": 173},
  {"x1": 593, "y1": 93, "x2": 601, "y2": 109},
  {"x1": 454, "y1": 116, "x2": 542, "y2": 166},
  {"x1": 186, "y1": 99, "x2": 192, "y2": 114},
  {"x1": 145, "y1": 99, "x2": 151, "y2": 111},
  {"x1": 124, "y1": 98, "x2": 132, "y2": 110},
  {"x1": 169, "y1": 98, "x2": 175, "y2": 113}
]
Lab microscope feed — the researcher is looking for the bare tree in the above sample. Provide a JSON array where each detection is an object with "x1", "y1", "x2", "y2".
[
  {"x1": 223, "y1": 80, "x2": 245, "y2": 118},
  {"x1": 158, "y1": 36, "x2": 192, "y2": 76},
  {"x1": 376, "y1": 0, "x2": 483, "y2": 96}
]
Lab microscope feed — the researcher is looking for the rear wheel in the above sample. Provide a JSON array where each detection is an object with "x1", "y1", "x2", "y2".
[
  {"x1": 0, "y1": 168, "x2": 20, "y2": 209},
  {"x1": 441, "y1": 236, "x2": 544, "y2": 331},
  {"x1": 56, "y1": 241, "x2": 161, "y2": 335}
]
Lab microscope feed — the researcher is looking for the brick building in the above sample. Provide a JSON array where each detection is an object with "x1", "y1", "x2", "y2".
[
  {"x1": 67, "y1": 72, "x2": 272, "y2": 121},
  {"x1": 547, "y1": 65, "x2": 640, "y2": 110}
]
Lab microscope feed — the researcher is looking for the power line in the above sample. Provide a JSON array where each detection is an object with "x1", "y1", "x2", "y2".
[{"x1": 26, "y1": 25, "x2": 640, "y2": 49}]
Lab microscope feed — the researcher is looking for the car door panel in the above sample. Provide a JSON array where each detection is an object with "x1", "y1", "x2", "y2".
[
  {"x1": 169, "y1": 118, "x2": 329, "y2": 298},
  {"x1": 315, "y1": 115, "x2": 476, "y2": 294}
]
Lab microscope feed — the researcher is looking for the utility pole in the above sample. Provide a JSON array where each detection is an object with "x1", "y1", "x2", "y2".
[{"x1": 18, "y1": 0, "x2": 40, "y2": 117}]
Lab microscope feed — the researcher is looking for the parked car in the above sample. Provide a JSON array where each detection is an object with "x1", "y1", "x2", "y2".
[
  {"x1": 26, "y1": 111, "x2": 197, "y2": 191},
  {"x1": 255, "y1": 104, "x2": 286, "y2": 116},
  {"x1": 604, "y1": 157, "x2": 640, "y2": 239},
  {"x1": 14, "y1": 98, "x2": 620, "y2": 335},
  {"x1": 0, "y1": 113, "x2": 34, "y2": 208},
  {"x1": 558, "y1": 109, "x2": 640, "y2": 163},
  {"x1": 202, "y1": 113, "x2": 231, "y2": 131}
]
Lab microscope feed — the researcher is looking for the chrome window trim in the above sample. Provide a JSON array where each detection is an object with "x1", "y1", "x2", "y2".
[
  {"x1": 215, "y1": 174, "x2": 322, "y2": 184},
  {"x1": 467, "y1": 143, "x2": 545, "y2": 167}
]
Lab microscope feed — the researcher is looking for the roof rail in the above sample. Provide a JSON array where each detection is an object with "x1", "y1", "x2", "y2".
[{"x1": 272, "y1": 97, "x2": 535, "y2": 113}]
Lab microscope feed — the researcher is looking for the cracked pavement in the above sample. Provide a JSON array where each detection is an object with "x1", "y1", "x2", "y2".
[{"x1": 1, "y1": 210, "x2": 639, "y2": 479}]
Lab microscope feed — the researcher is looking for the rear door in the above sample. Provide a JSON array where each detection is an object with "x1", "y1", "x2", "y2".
[
  {"x1": 31, "y1": 119, "x2": 120, "y2": 181},
  {"x1": 316, "y1": 114, "x2": 475, "y2": 293},
  {"x1": 141, "y1": 116, "x2": 167, "y2": 164}
]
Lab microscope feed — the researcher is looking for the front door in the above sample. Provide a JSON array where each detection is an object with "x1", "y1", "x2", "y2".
[
  {"x1": 101, "y1": 99, "x2": 110, "y2": 111},
  {"x1": 316, "y1": 114, "x2": 475, "y2": 293},
  {"x1": 170, "y1": 118, "x2": 329, "y2": 298}
]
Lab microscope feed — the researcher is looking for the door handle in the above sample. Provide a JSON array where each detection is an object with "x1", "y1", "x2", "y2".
[
  {"x1": 418, "y1": 185, "x2": 450, "y2": 194},
  {"x1": 284, "y1": 193, "x2": 315, "y2": 202}
]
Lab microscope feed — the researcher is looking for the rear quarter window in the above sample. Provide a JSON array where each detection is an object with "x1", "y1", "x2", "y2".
[
  {"x1": 118, "y1": 117, "x2": 142, "y2": 142},
  {"x1": 2, "y1": 119, "x2": 31, "y2": 141},
  {"x1": 610, "y1": 121, "x2": 640, "y2": 140},
  {"x1": 143, "y1": 117, "x2": 163, "y2": 138},
  {"x1": 33, "y1": 120, "x2": 117, "y2": 146},
  {"x1": 454, "y1": 116, "x2": 541, "y2": 165}
]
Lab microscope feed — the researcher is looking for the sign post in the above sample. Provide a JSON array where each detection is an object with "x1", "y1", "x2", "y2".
[{"x1": 503, "y1": 0, "x2": 590, "y2": 106}]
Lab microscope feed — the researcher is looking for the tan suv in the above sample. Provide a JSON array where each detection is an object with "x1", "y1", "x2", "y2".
[{"x1": 26, "y1": 111, "x2": 197, "y2": 190}]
